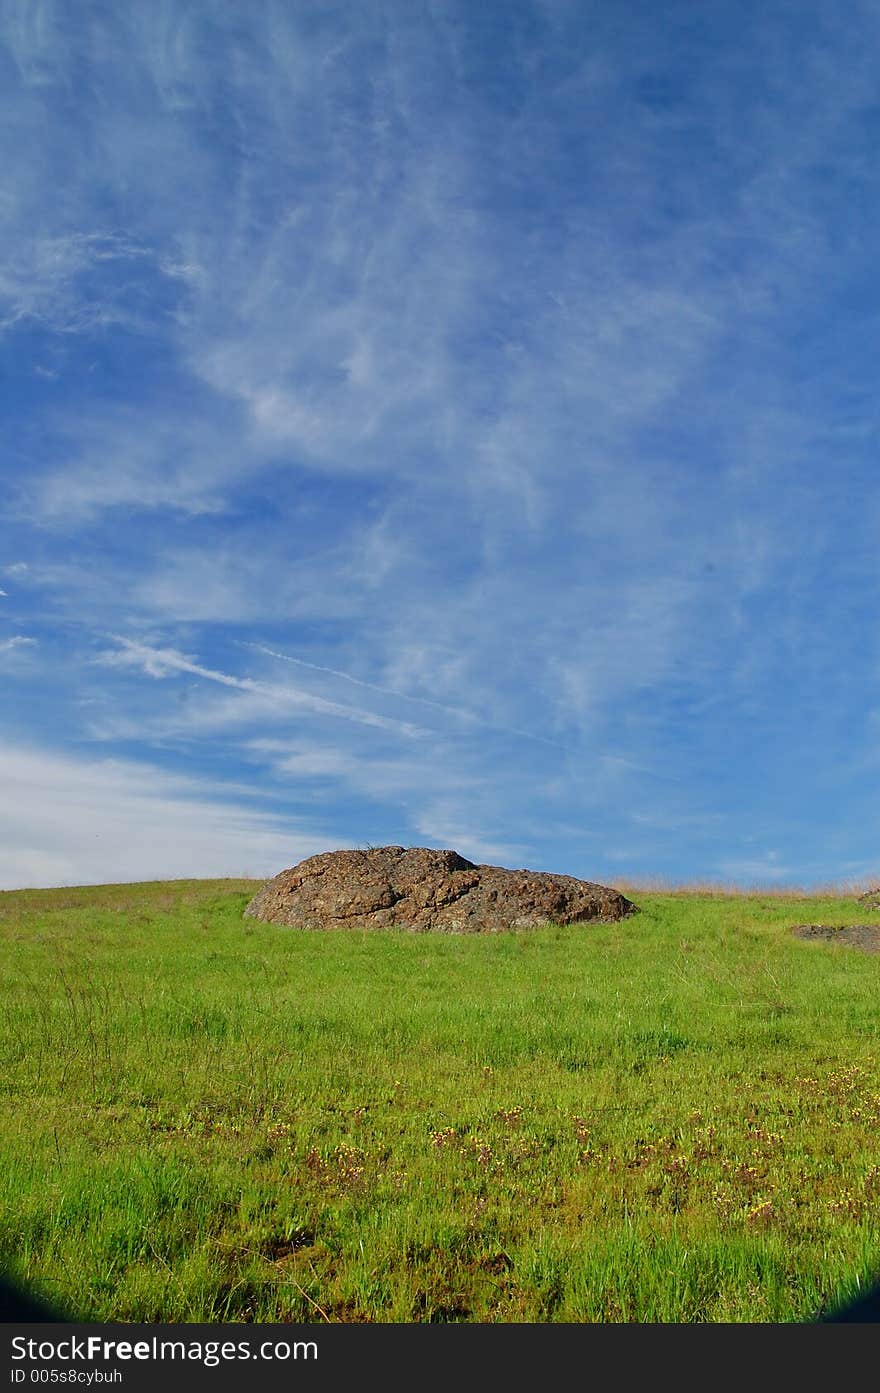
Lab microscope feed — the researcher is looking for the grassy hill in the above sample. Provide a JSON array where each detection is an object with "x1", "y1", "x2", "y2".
[{"x1": 3, "y1": 877, "x2": 880, "y2": 1322}]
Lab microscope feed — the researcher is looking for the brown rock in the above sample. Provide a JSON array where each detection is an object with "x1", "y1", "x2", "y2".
[{"x1": 243, "y1": 845, "x2": 639, "y2": 933}]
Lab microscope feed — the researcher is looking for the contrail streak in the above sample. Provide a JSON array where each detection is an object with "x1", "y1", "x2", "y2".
[
  {"x1": 239, "y1": 641, "x2": 563, "y2": 749},
  {"x1": 101, "y1": 636, "x2": 425, "y2": 736}
]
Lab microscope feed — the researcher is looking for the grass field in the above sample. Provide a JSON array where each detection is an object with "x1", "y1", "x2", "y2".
[{"x1": 3, "y1": 876, "x2": 880, "y2": 1323}]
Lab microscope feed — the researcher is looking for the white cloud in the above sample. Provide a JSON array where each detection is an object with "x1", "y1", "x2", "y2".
[
  {"x1": 410, "y1": 803, "x2": 528, "y2": 868},
  {"x1": 714, "y1": 853, "x2": 794, "y2": 884},
  {"x1": 0, "y1": 635, "x2": 37, "y2": 653},
  {"x1": 127, "y1": 544, "x2": 342, "y2": 625},
  {"x1": 246, "y1": 735, "x2": 482, "y2": 805},
  {"x1": 0, "y1": 742, "x2": 334, "y2": 891},
  {"x1": 28, "y1": 407, "x2": 246, "y2": 524}
]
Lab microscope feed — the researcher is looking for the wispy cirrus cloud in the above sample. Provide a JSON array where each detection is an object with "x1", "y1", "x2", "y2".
[{"x1": 0, "y1": 231, "x2": 171, "y2": 335}]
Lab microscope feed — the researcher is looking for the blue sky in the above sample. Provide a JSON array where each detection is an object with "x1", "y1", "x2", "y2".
[{"x1": 2, "y1": 0, "x2": 880, "y2": 890}]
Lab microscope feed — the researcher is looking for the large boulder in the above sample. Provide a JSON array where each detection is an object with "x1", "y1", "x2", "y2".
[{"x1": 243, "y1": 846, "x2": 639, "y2": 933}]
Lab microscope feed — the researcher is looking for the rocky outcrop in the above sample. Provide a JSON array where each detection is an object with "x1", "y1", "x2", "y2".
[{"x1": 243, "y1": 846, "x2": 639, "y2": 933}]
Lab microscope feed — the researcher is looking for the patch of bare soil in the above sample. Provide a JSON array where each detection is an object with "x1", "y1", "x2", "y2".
[{"x1": 791, "y1": 924, "x2": 880, "y2": 953}]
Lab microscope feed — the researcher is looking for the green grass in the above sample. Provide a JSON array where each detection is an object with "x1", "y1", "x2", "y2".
[{"x1": 3, "y1": 877, "x2": 880, "y2": 1322}]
